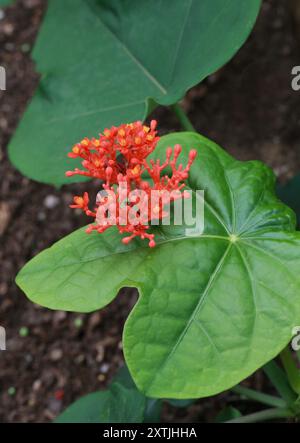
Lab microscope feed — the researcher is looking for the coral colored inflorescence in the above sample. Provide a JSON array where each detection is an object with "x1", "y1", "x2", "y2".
[{"x1": 66, "y1": 121, "x2": 197, "y2": 247}]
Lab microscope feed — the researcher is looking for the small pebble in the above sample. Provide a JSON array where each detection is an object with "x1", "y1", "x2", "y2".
[
  {"x1": 0, "y1": 282, "x2": 8, "y2": 296},
  {"x1": 95, "y1": 343, "x2": 104, "y2": 362},
  {"x1": 37, "y1": 212, "x2": 46, "y2": 221},
  {"x1": 99, "y1": 363, "x2": 110, "y2": 374},
  {"x1": 2, "y1": 22, "x2": 14, "y2": 35},
  {"x1": 43, "y1": 195, "x2": 60, "y2": 209},
  {"x1": 32, "y1": 379, "x2": 42, "y2": 391},
  {"x1": 50, "y1": 348, "x2": 63, "y2": 361},
  {"x1": 0, "y1": 117, "x2": 8, "y2": 130},
  {"x1": 88, "y1": 312, "x2": 102, "y2": 329},
  {"x1": 53, "y1": 311, "x2": 67, "y2": 322}
]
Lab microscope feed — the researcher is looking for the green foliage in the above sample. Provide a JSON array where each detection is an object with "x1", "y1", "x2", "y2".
[
  {"x1": 55, "y1": 365, "x2": 162, "y2": 423},
  {"x1": 0, "y1": 0, "x2": 13, "y2": 6},
  {"x1": 215, "y1": 406, "x2": 242, "y2": 422},
  {"x1": 8, "y1": 0, "x2": 261, "y2": 185},
  {"x1": 55, "y1": 383, "x2": 146, "y2": 423},
  {"x1": 277, "y1": 175, "x2": 300, "y2": 228},
  {"x1": 16, "y1": 132, "x2": 300, "y2": 399}
]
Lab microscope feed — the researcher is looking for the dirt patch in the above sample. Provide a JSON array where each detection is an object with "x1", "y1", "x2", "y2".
[{"x1": 0, "y1": 0, "x2": 299, "y2": 422}]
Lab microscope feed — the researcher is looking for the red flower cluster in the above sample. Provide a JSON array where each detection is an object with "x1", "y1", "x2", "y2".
[{"x1": 66, "y1": 121, "x2": 197, "y2": 247}]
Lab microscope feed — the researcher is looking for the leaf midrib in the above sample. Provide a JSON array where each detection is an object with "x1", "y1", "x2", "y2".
[
  {"x1": 145, "y1": 242, "x2": 233, "y2": 392},
  {"x1": 85, "y1": 0, "x2": 167, "y2": 96}
]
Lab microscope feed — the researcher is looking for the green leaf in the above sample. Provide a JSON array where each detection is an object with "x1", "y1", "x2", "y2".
[
  {"x1": 55, "y1": 382, "x2": 146, "y2": 423},
  {"x1": 0, "y1": 0, "x2": 13, "y2": 6},
  {"x1": 8, "y1": 0, "x2": 261, "y2": 185},
  {"x1": 55, "y1": 365, "x2": 161, "y2": 423},
  {"x1": 112, "y1": 365, "x2": 136, "y2": 390},
  {"x1": 215, "y1": 406, "x2": 242, "y2": 422},
  {"x1": 16, "y1": 132, "x2": 300, "y2": 399},
  {"x1": 112, "y1": 364, "x2": 162, "y2": 422},
  {"x1": 277, "y1": 175, "x2": 300, "y2": 228},
  {"x1": 55, "y1": 392, "x2": 105, "y2": 423},
  {"x1": 263, "y1": 360, "x2": 298, "y2": 406},
  {"x1": 144, "y1": 398, "x2": 162, "y2": 423}
]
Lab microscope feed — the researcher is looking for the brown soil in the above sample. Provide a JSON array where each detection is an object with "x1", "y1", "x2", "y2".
[{"x1": 0, "y1": 0, "x2": 299, "y2": 423}]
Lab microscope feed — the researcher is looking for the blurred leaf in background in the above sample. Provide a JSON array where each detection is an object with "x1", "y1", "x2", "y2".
[
  {"x1": 8, "y1": 0, "x2": 261, "y2": 185},
  {"x1": 55, "y1": 384, "x2": 146, "y2": 423},
  {"x1": 215, "y1": 406, "x2": 242, "y2": 422},
  {"x1": 55, "y1": 365, "x2": 162, "y2": 423},
  {"x1": 0, "y1": 0, "x2": 13, "y2": 6},
  {"x1": 277, "y1": 175, "x2": 300, "y2": 228}
]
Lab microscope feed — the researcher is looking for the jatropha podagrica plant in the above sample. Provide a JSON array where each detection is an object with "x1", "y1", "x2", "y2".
[
  {"x1": 66, "y1": 120, "x2": 197, "y2": 247},
  {"x1": 11, "y1": 0, "x2": 300, "y2": 424},
  {"x1": 16, "y1": 123, "x2": 300, "y2": 423},
  {"x1": 17, "y1": 125, "x2": 300, "y2": 408}
]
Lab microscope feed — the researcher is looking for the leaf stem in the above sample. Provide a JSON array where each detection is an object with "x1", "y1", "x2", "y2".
[
  {"x1": 231, "y1": 385, "x2": 286, "y2": 409},
  {"x1": 226, "y1": 407, "x2": 293, "y2": 423},
  {"x1": 263, "y1": 360, "x2": 297, "y2": 406},
  {"x1": 171, "y1": 103, "x2": 195, "y2": 132},
  {"x1": 280, "y1": 346, "x2": 300, "y2": 395}
]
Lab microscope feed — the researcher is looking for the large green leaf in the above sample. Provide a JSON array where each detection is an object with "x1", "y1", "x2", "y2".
[
  {"x1": 8, "y1": 0, "x2": 261, "y2": 185},
  {"x1": 16, "y1": 132, "x2": 300, "y2": 398}
]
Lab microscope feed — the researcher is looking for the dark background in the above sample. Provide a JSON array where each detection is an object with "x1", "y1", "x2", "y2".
[{"x1": 0, "y1": 0, "x2": 299, "y2": 422}]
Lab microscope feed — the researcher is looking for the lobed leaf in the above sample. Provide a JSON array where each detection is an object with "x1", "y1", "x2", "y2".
[{"x1": 16, "y1": 132, "x2": 300, "y2": 398}]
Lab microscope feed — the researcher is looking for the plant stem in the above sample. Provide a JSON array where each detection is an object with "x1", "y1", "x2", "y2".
[
  {"x1": 231, "y1": 385, "x2": 286, "y2": 408},
  {"x1": 263, "y1": 360, "x2": 297, "y2": 406},
  {"x1": 226, "y1": 408, "x2": 293, "y2": 424},
  {"x1": 171, "y1": 103, "x2": 195, "y2": 132},
  {"x1": 280, "y1": 346, "x2": 300, "y2": 395}
]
